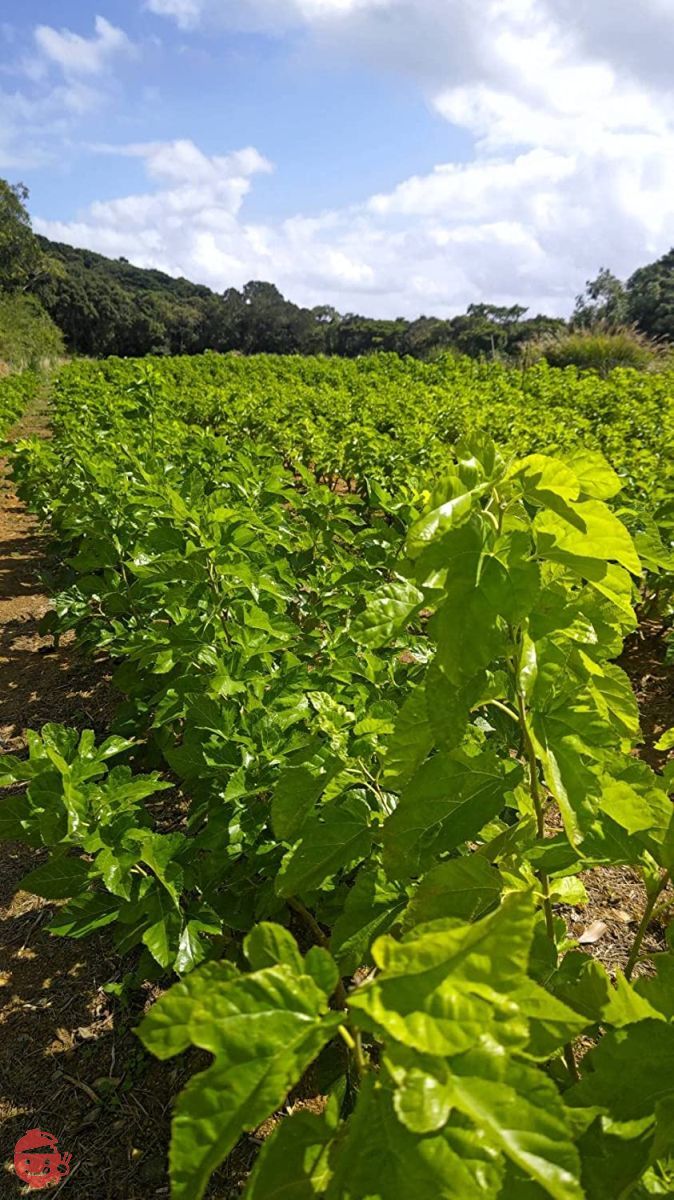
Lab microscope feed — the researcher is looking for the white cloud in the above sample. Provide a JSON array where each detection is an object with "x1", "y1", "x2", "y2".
[
  {"x1": 145, "y1": 0, "x2": 391, "y2": 32},
  {"x1": 34, "y1": 15, "x2": 134, "y2": 77},
  {"x1": 30, "y1": 0, "x2": 674, "y2": 315},
  {"x1": 0, "y1": 15, "x2": 136, "y2": 169}
]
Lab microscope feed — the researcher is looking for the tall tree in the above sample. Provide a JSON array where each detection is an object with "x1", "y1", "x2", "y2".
[
  {"x1": 0, "y1": 180, "x2": 48, "y2": 293},
  {"x1": 572, "y1": 268, "x2": 629, "y2": 328},
  {"x1": 627, "y1": 249, "x2": 674, "y2": 342}
]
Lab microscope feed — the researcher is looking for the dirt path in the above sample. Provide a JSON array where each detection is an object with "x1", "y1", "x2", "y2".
[
  {"x1": 0, "y1": 404, "x2": 115, "y2": 754},
  {"x1": 0, "y1": 404, "x2": 202, "y2": 1199},
  {"x1": 0, "y1": 399, "x2": 672, "y2": 1195}
]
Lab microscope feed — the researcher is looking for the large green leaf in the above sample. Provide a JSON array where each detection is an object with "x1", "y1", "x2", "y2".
[
  {"x1": 139, "y1": 957, "x2": 342, "y2": 1200},
  {"x1": 565, "y1": 449, "x2": 622, "y2": 500},
  {"x1": 327, "y1": 1077, "x2": 502, "y2": 1199},
  {"x1": 402, "y1": 855, "x2": 502, "y2": 929},
  {"x1": 348, "y1": 893, "x2": 535, "y2": 1057},
  {"x1": 272, "y1": 758, "x2": 343, "y2": 842},
  {"x1": 383, "y1": 751, "x2": 521, "y2": 879},
  {"x1": 276, "y1": 791, "x2": 373, "y2": 898},
  {"x1": 244, "y1": 1106, "x2": 336, "y2": 1199},
  {"x1": 350, "y1": 579, "x2": 424, "y2": 646},
  {"x1": 511, "y1": 454, "x2": 580, "y2": 510},
  {"x1": 382, "y1": 687, "x2": 434, "y2": 791},
  {"x1": 19, "y1": 854, "x2": 90, "y2": 899},
  {"x1": 568, "y1": 1021, "x2": 674, "y2": 1122},
  {"x1": 330, "y1": 867, "x2": 407, "y2": 974},
  {"x1": 448, "y1": 1047, "x2": 584, "y2": 1200},
  {"x1": 405, "y1": 490, "x2": 479, "y2": 560},
  {"x1": 535, "y1": 499, "x2": 641, "y2": 577}
]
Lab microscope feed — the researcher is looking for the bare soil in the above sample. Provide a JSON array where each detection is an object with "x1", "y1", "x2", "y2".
[{"x1": 0, "y1": 400, "x2": 672, "y2": 1195}]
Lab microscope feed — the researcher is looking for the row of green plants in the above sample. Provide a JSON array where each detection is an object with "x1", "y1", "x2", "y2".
[
  {"x1": 55, "y1": 351, "x2": 674, "y2": 506},
  {"x1": 0, "y1": 367, "x2": 40, "y2": 438},
  {"x1": 3, "y1": 361, "x2": 674, "y2": 1198}
]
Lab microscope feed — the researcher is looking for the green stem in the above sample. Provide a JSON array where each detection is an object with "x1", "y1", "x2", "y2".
[
  {"x1": 625, "y1": 870, "x2": 670, "y2": 981},
  {"x1": 515, "y1": 692, "x2": 580, "y2": 1082},
  {"x1": 353, "y1": 1030, "x2": 367, "y2": 1076},
  {"x1": 515, "y1": 692, "x2": 555, "y2": 942},
  {"x1": 478, "y1": 698, "x2": 519, "y2": 723}
]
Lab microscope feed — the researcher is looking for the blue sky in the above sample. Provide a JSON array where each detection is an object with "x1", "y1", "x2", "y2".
[{"x1": 1, "y1": 2, "x2": 673, "y2": 317}]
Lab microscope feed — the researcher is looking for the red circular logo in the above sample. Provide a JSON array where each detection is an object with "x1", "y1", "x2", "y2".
[{"x1": 13, "y1": 1130, "x2": 72, "y2": 1191}]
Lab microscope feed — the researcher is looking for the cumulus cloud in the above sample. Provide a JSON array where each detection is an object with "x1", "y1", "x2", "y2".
[
  {"x1": 31, "y1": 0, "x2": 674, "y2": 315},
  {"x1": 35, "y1": 139, "x2": 276, "y2": 276},
  {"x1": 1, "y1": 15, "x2": 136, "y2": 167},
  {"x1": 34, "y1": 15, "x2": 134, "y2": 76}
]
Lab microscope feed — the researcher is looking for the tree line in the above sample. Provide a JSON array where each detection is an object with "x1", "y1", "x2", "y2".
[{"x1": 1, "y1": 176, "x2": 673, "y2": 364}]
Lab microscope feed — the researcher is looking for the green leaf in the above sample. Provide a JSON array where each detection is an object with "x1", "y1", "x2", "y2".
[
  {"x1": 304, "y1": 946, "x2": 339, "y2": 997},
  {"x1": 350, "y1": 580, "x2": 423, "y2": 646},
  {"x1": 429, "y1": 564, "x2": 506, "y2": 685},
  {"x1": 348, "y1": 893, "x2": 535, "y2": 1057},
  {"x1": 139, "y1": 962, "x2": 341, "y2": 1200},
  {"x1": 244, "y1": 1107, "x2": 336, "y2": 1199},
  {"x1": 513, "y1": 979, "x2": 589, "y2": 1058},
  {"x1": 483, "y1": 533, "x2": 541, "y2": 624},
  {"x1": 535, "y1": 499, "x2": 641, "y2": 577},
  {"x1": 575, "y1": 1115, "x2": 654, "y2": 1200},
  {"x1": 635, "y1": 953, "x2": 674, "y2": 1019},
  {"x1": 96, "y1": 734, "x2": 136, "y2": 760},
  {"x1": 406, "y1": 489, "x2": 478, "y2": 559},
  {"x1": 531, "y1": 720, "x2": 599, "y2": 846},
  {"x1": 655, "y1": 727, "x2": 674, "y2": 752},
  {"x1": 136, "y1": 830, "x2": 186, "y2": 905},
  {"x1": 272, "y1": 762, "x2": 340, "y2": 842},
  {"x1": 48, "y1": 891, "x2": 121, "y2": 938},
  {"x1": 0, "y1": 754, "x2": 29, "y2": 785},
  {"x1": 327, "y1": 1076, "x2": 501, "y2": 1199},
  {"x1": 402, "y1": 856, "x2": 502, "y2": 929},
  {"x1": 330, "y1": 868, "x2": 408, "y2": 975},
  {"x1": 588, "y1": 564, "x2": 636, "y2": 621},
  {"x1": 174, "y1": 918, "x2": 221, "y2": 976},
  {"x1": 565, "y1": 449, "x2": 622, "y2": 500},
  {"x1": 568, "y1": 1021, "x2": 674, "y2": 1121},
  {"x1": 448, "y1": 1046, "x2": 584, "y2": 1200},
  {"x1": 382, "y1": 687, "x2": 434, "y2": 791},
  {"x1": 424, "y1": 660, "x2": 484, "y2": 753},
  {"x1": 142, "y1": 891, "x2": 182, "y2": 968},
  {"x1": 0, "y1": 792, "x2": 31, "y2": 841},
  {"x1": 19, "y1": 854, "x2": 90, "y2": 899},
  {"x1": 511, "y1": 454, "x2": 580, "y2": 509},
  {"x1": 383, "y1": 751, "x2": 522, "y2": 879},
  {"x1": 276, "y1": 792, "x2": 372, "y2": 898},
  {"x1": 244, "y1": 922, "x2": 305, "y2": 973}
]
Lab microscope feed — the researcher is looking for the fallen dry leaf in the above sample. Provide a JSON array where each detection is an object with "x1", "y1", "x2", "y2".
[{"x1": 579, "y1": 920, "x2": 608, "y2": 944}]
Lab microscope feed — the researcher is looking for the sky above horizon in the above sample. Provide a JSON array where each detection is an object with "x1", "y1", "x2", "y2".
[{"x1": 1, "y1": 1, "x2": 673, "y2": 319}]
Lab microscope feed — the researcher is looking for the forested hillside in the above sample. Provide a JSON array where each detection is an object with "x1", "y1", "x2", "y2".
[{"x1": 2, "y1": 175, "x2": 674, "y2": 366}]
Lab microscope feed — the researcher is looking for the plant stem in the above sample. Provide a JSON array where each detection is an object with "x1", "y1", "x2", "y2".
[
  {"x1": 478, "y1": 698, "x2": 519, "y2": 723},
  {"x1": 287, "y1": 895, "x2": 329, "y2": 946},
  {"x1": 515, "y1": 692, "x2": 555, "y2": 942},
  {"x1": 625, "y1": 870, "x2": 670, "y2": 981},
  {"x1": 353, "y1": 1030, "x2": 367, "y2": 1077},
  {"x1": 515, "y1": 684, "x2": 585, "y2": 1084},
  {"x1": 288, "y1": 895, "x2": 349, "y2": 1009}
]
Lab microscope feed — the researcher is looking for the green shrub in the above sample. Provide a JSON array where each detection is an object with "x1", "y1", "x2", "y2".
[
  {"x1": 529, "y1": 325, "x2": 658, "y2": 376},
  {"x1": 0, "y1": 292, "x2": 64, "y2": 370}
]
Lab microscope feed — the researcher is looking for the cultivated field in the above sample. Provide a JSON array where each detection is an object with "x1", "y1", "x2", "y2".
[{"x1": 1, "y1": 353, "x2": 674, "y2": 1199}]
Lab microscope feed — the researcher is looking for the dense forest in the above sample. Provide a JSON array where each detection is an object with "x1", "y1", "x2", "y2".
[{"x1": 1, "y1": 176, "x2": 674, "y2": 363}]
